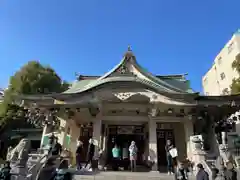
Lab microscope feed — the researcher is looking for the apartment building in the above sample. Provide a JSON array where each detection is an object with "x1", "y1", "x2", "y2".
[{"x1": 202, "y1": 30, "x2": 240, "y2": 95}]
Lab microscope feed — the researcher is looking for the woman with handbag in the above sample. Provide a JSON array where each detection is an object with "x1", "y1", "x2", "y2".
[{"x1": 165, "y1": 139, "x2": 177, "y2": 175}]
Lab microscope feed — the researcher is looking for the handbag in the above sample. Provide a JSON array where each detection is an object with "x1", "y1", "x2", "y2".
[{"x1": 169, "y1": 147, "x2": 178, "y2": 158}]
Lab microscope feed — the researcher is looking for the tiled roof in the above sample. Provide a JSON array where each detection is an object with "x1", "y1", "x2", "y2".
[
  {"x1": 17, "y1": 48, "x2": 196, "y2": 103},
  {"x1": 64, "y1": 48, "x2": 194, "y2": 95},
  {"x1": 64, "y1": 79, "x2": 95, "y2": 94}
]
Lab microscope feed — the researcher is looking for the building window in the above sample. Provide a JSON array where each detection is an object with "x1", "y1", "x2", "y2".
[
  {"x1": 228, "y1": 42, "x2": 234, "y2": 54},
  {"x1": 218, "y1": 56, "x2": 222, "y2": 65},
  {"x1": 220, "y1": 72, "x2": 226, "y2": 80},
  {"x1": 205, "y1": 92, "x2": 209, "y2": 95}
]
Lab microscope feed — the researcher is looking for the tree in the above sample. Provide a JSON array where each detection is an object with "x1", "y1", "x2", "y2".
[
  {"x1": 0, "y1": 61, "x2": 69, "y2": 132},
  {"x1": 231, "y1": 55, "x2": 240, "y2": 94}
]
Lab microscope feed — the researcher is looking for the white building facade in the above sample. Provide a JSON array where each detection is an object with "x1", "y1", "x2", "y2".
[{"x1": 202, "y1": 30, "x2": 240, "y2": 96}]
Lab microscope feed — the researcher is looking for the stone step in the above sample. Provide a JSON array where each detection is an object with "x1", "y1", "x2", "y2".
[{"x1": 73, "y1": 171, "x2": 196, "y2": 180}]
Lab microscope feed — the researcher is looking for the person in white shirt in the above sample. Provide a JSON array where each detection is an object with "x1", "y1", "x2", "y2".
[{"x1": 129, "y1": 141, "x2": 138, "y2": 172}]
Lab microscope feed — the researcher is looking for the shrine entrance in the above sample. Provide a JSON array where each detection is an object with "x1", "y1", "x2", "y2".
[
  {"x1": 106, "y1": 125, "x2": 146, "y2": 168},
  {"x1": 79, "y1": 125, "x2": 93, "y2": 162},
  {"x1": 156, "y1": 125, "x2": 175, "y2": 171}
]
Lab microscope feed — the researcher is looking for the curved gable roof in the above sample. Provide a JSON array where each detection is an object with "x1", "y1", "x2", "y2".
[{"x1": 65, "y1": 47, "x2": 195, "y2": 95}]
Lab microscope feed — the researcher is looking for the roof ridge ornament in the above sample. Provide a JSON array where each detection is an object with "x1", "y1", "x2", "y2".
[{"x1": 128, "y1": 45, "x2": 132, "y2": 52}]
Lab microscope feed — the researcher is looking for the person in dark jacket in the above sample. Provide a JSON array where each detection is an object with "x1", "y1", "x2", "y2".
[
  {"x1": 165, "y1": 139, "x2": 174, "y2": 175},
  {"x1": 76, "y1": 140, "x2": 83, "y2": 170},
  {"x1": 52, "y1": 138, "x2": 62, "y2": 156},
  {"x1": 224, "y1": 162, "x2": 237, "y2": 180},
  {"x1": 47, "y1": 133, "x2": 55, "y2": 155},
  {"x1": 84, "y1": 138, "x2": 95, "y2": 169},
  {"x1": 196, "y1": 163, "x2": 209, "y2": 180},
  {"x1": 0, "y1": 161, "x2": 11, "y2": 180}
]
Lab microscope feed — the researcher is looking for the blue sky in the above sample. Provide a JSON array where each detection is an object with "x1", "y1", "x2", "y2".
[{"x1": 0, "y1": 1, "x2": 239, "y2": 93}]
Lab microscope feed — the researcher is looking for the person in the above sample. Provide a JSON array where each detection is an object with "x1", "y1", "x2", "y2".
[
  {"x1": 49, "y1": 133, "x2": 55, "y2": 145},
  {"x1": 47, "y1": 133, "x2": 55, "y2": 152},
  {"x1": 224, "y1": 162, "x2": 237, "y2": 180},
  {"x1": 112, "y1": 144, "x2": 121, "y2": 171},
  {"x1": 38, "y1": 157, "x2": 57, "y2": 180},
  {"x1": 46, "y1": 133, "x2": 56, "y2": 155},
  {"x1": 0, "y1": 161, "x2": 11, "y2": 180},
  {"x1": 52, "y1": 159, "x2": 71, "y2": 180},
  {"x1": 175, "y1": 162, "x2": 188, "y2": 180},
  {"x1": 51, "y1": 137, "x2": 62, "y2": 156},
  {"x1": 75, "y1": 140, "x2": 83, "y2": 170},
  {"x1": 61, "y1": 148, "x2": 71, "y2": 168},
  {"x1": 129, "y1": 141, "x2": 138, "y2": 172},
  {"x1": 196, "y1": 163, "x2": 209, "y2": 180},
  {"x1": 84, "y1": 138, "x2": 95, "y2": 169},
  {"x1": 165, "y1": 139, "x2": 174, "y2": 175}
]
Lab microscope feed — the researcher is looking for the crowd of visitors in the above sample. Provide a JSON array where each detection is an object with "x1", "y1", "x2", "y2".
[
  {"x1": 0, "y1": 134, "x2": 239, "y2": 180},
  {"x1": 74, "y1": 137, "x2": 139, "y2": 172}
]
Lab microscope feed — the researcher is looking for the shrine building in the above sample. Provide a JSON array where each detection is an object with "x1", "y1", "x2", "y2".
[{"x1": 18, "y1": 47, "x2": 240, "y2": 171}]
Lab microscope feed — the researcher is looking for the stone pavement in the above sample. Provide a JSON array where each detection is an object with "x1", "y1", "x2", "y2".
[{"x1": 72, "y1": 171, "x2": 196, "y2": 180}]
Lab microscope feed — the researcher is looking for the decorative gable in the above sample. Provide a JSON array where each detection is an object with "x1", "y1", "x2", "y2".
[
  {"x1": 99, "y1": 46, "x2": 188, "y2": 93},
  {"x1": 110, "y1": 46, "x2": 136, "y2": 77},
  {"x1": 115, "y1": 60, "x2": 132, "y2": 75}
]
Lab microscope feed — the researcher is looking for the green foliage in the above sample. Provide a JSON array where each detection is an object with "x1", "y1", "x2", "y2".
[
  {"x1": 0, "y1": 61, "x2": 69, "y2": 132},
  {"x1": 7, "y1": 61, "x2": 68, "y2": 96},
  {"x1": 231, "y1": 78, "x2": 240, "y2": 94},
  {"x1": 231, "y1": 55, "x2": 240, "y2": 94}
]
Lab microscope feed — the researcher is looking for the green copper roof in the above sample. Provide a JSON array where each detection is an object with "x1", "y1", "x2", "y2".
[
  {"x1": 63, "y1": 76, "x2": 176, "y2": 94},
  {"x1": 64, "y1": 79, "x2": 94, "y2": 94},
  {"x1": 161, "y1": 78, "x2": 192, "y2": 92},
  {"x1": 63, "y1": 47, "x2": 195, "y2": 95}
]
